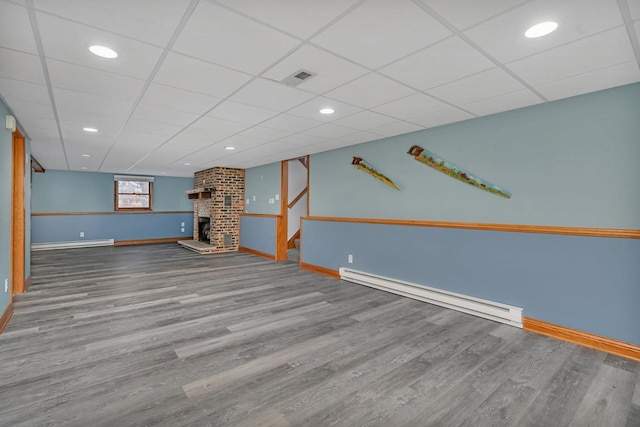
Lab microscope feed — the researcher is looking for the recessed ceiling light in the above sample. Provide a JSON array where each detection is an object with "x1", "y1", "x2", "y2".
[
  {"x1": 184, "y1": 163, "x2": 191, "y2": 166},
  {"x1": 319, "y1": 108, "x2": 335, "y2": 115},
  {"x1": 224, "y1": 146, "x2": 236, "y2": 150},
  {"x1": 81, "y1": 154, "x2": 91, "y2": 157},
  {"x1": 525, "y1": 21, "x2": 558, "y2": 38},
  {"x1": 81, "y1": 167, "x2": 88, "y2": 170},
  {"x1": 89, "y1": 45, "x2": 118, "y2": 59},
  {"x1": 82, "y1": 127, "x2": 98, "y2": 133}
]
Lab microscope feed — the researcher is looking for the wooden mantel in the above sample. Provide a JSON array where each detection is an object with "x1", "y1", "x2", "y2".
[{"x1": 185, "y1": 187, "x2": 215, "y2": 200}]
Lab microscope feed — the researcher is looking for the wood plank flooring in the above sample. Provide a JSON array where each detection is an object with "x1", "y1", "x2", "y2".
[{"x1": 1, "y1": 243, "x2": 638, "y2": 426}]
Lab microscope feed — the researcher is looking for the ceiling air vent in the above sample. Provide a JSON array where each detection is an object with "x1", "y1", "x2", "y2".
[{"x1": 280, "y1": 69, "x2": 317, "y2": 87}]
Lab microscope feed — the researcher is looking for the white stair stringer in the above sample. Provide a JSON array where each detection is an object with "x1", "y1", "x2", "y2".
[{"x1": 339, "y1": 267, "x2": 523, "y2": 328}]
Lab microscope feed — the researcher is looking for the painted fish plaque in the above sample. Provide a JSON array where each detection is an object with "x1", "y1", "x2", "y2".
[
  {"x1": 351, "y1": 157, "x2": 401, "y2": 191},
  {"x1": 407, "y1": 145, "x2": 511, "y2": 199}
]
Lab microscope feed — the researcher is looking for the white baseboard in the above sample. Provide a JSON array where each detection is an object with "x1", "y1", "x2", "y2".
[{"x1": 31, "y1": 239, "x2": 114, "y2": 251}]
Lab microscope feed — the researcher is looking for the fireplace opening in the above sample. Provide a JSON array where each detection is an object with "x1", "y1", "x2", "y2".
[{"x1": 198, "y1": 217, "x2": 211, "y2": 242}]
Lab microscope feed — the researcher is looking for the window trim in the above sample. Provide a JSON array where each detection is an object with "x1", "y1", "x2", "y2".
[{"x1": 114, "y1": 175, "x2": 154, "y2": 211}]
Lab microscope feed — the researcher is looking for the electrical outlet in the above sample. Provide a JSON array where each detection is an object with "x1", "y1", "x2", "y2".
[
  {"x1": 253, "y1": 195, "x2": 256, "y2": 201},
  {"x1": 348, "y1": 254, "x2": 353, "y2": 263},
  {"x1": 4, "y1": 279, "x2": 7, "y2": 293},
  {"x1": 80, "y1": 231, "x2": 84, "y2": 238},
  {"x1": 246, "y1": 199, "x2": 250, "y2": 205},
  {"x1": 181, "y1": 227, "x2": 185, "y2": 233},
  {"x1": 181, "y1": 222, "x2": 185, "y2": 227},
  {"x1": 275, "y1": 194, "x2": 279, "y2": 201}
]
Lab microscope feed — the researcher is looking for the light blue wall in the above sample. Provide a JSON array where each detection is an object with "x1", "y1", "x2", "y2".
[
  {"x1": 295, "y1": 84, "x2": 640, "y2": 345},
  {"x1": 32, "y1": 213, "x2": 193, "y2": 243},
  {"x1": 153, "y1": 176, "x2": 194, "y2": 212},
  {"x1": 239, "y1": 216, "x2": 277, "y2": 256},
  {"x1": 245, "y1": 162, "x2": 281, "y2": 215},
  {"x1": 32, "y1": 170, "x2": 194, "y2": 244},
  {"x1": 32, "y1": 170, "x2": 113, "y2": 212},
  {"x1": 301, "y1": 219, "x2": 640, "y2": 345},
  {"x1": 310, "y1": 84, "x2": 640, "y2": 229},
  {"x1": 32, "y1": 170, "x2": 193, "y2": 212},
  {"x1": 0, "y1": 99, "x2": 12, "y2": 314}
]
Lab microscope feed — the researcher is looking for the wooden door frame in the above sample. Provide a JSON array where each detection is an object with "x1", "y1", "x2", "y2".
[
  {"x1": 276, "y1": 156, "x2": 309, "y2": 260},
  {"x1": 11, "y1": 129, "x2": 26, "y2": 295},
  {"x1": 275, "y1": 160, "x2": 288, "y2": 260}
]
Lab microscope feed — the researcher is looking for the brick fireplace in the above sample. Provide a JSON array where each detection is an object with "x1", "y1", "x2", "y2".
[{"x1": 190, "y1": 167, "x2": 245, "y2": 253}]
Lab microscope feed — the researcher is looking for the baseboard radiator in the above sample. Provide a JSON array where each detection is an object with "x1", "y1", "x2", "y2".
[
  {"x1": 339, "y1": 267, "x2": 523, "y2": 328},
  {"x1": 32, "y1": 239, "x2": 114, "y2": 251}
]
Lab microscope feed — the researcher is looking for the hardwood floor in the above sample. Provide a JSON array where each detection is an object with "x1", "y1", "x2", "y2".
[{"x1": 1, "y1": 244, "x2": 638, "y2": 426}]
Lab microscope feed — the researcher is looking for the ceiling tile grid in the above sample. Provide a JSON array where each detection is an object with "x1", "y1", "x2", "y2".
[{"x1": 0, "y1": 0, "x2": 638, "y2": 177}]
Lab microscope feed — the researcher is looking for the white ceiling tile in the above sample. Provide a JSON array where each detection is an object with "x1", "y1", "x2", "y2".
[
  {"x1": 19, "y1": 116, "x2": 58, "y2": 131},
  {"x1": 507, "y1": 27, "x2": 635, "y2": 86},
  {"x1": 238, "y1": 126, "x2": 291, "y2": 141},
  {"x1": 59, "y1": 121, "x2": 119, "y2": 144},
  {"x1": 174, "y1": 1, "x2": 299, "y2": 74},
  {"x1": 22, "y1": 124, "x2": 60, "y2": 140},
  {"x1": 464, "y1": 0, "x2": 624, "y2": 63},
  {"x1": 262, "y1": 45, "x2": 368, "y2": 94},
  {"x1": 261, "y1": 114, "x2": 322, "y2": 133},
  {"x1": 424, "y1": 0, "x2": 528, "y2": 30},
  {"x1": 312, "y1": 0, "x2": 451, "y2": 69},
  {"x1": 0, "y1": 2, "x2": 38, "y2": 54},
  {"x1": 287, "y1": 96, "x2": 362, "y2": 122},
  {"x1": 264, "y1": 133, "x2": 325, "y2": 150},
  {"x1": 216, "y1": 134, "x2": 266, "y2": 151},
  {"x1": 217, "y1": 0, "x2": 360, "y2": 39},
  {"x1": 154, "y1": 52, "x2": 252, "y2": 99},
  {"x1": 140, "y1": 83, "x2": 221, "y2": 115},
  {"x1": 37, "y1": 12, "x2": 163, "y2": 80},
  {"x1": 31, "y1": 141, "x2": 67, "y2": 169},
  {"x1": 427, "y1": 68, "x2": 526, "y2": 105},
  {"x1": 624, "y1": 1, "x2": 640, "y2": 26},
  {"x1": 32, "y1": 0, "x2": 191, "y2": 46},
  {"x1": 535, "y1": 61, "x2": 640, "y2": 101},
  {"x1": 53, "y1": 88, "x2": 133, "y2": 121},
  {"x1": 407, "y1": 107, "x2": 474, "y2": 128},
  {"x1": 0, "y1": 48, "x2": 45, "y2": 84},
  {"x1": 302, "y1": 123, "x2": 358, "y2": 139},
  {"x1": 0, "y1": 78, "x2": 50, "y2": 104},
  {"x1": 335, "y1": 131, "x2": 382, "y2": 145},
  {"x1": 182, "y1": 116, "x2": 251, "y2": 143},
  {"x1": 65, "y1": 141, "x2": 111, "y2": 159},
  {"x1": 8, "y1": 99, "x2": 54, "y2": 120},
  {"x1": 114, "y1": 129, "x2": 169, "y2": 151},
  {"x1": 207, "y1": 100, "x2": 279, "y2": 125},
  {"x1": 230, "y1": 78, "x2": 316, "y2": 111},
  {"x1": 636, "y1": 20, "x2": 640, "y2": 44},
  {"x1": 630, "y1": 0, "x2": 640, "y2": 20},
  {"x1": 47, "y1": 59, "x2": 145, "y2": 101},
  {"x1": 372, "y1": 93, "x2": 449, "y2": 120},
  {"x1": 124, "y1": 117, "x2": 183, "y2": 137},
  {"x1": 331, "y1": 110, "x2": 398, "y2": 130},
  {"x1": 325, "y1": 73, "x2": 416, "y2": 108},
  {"x1": 306, "y1": 139, "x2": 355, "y2": 152},
  {"x1": 369, "y1": 121, "x2": 423, "y2": 137},
  {"x1": 131, "y1": 104, "x2": 200, "y2": 127},
  {"x1": 462, "y1": 89, "x2": 543, "y2": 117},
  {"x1": 379, "y1": 36, "x2": 494, "y2": 90},
  {"x1": 161, "y1": 133, "x2": 211, "y2": 153}
]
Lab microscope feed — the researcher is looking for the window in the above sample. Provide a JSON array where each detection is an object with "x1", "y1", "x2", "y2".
[{"x1": 114, "y1": 175, "x2": 153, "y2": 210}]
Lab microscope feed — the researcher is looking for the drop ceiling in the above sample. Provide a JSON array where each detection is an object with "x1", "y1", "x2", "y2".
[{"x1": 1, "y1": 0, "x2": 639, "y2": 177}]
